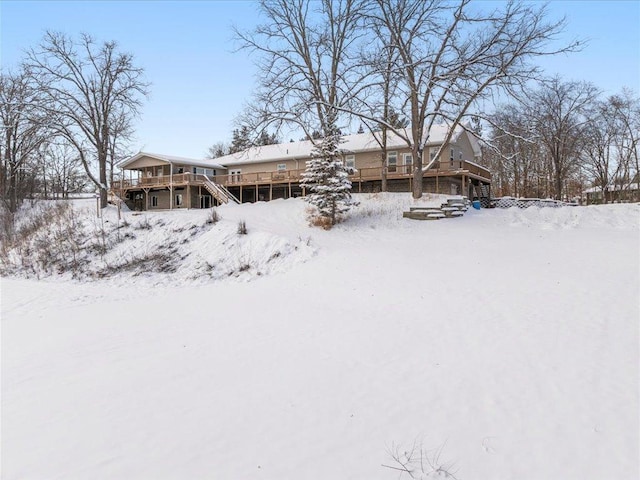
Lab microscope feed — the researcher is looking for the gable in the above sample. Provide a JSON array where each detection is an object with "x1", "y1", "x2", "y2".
[{"x1": 122, "y1": 155, "x2": 171, "y2": 170}]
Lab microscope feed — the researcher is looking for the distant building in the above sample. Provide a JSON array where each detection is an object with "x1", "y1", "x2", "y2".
[{"x1": 583, "y1": 183, "x2": 639, "y2": 205}]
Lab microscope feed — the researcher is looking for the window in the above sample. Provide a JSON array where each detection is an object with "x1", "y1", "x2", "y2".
[
  {"x1": 387, "y1": 151, "x2": 397, "y2": 173},
  {"x1": 450, "y1": 148, "x2": 454, "y2": 161},
  {"x1": 430, "y1": 150, "x2": 440, "y2": 169},
  {"x1": 345, "y1": 155, "x2": 355, "y2": 169},
  {"x1": 403, "y1": 154, "x2": 412, "y2": 173},
  {"x1": 230, "y1": 169, "x2": 242, "y2": 183},
  {"x1": 175, "y1": 194, "x2": 183, "y2": 206},
  {"x1": 277, "y1": 163, "x2": 286, "y2": 171},
  {"x1": 194, "y1": 167, "x2": 214, "y2": 178},
  {"x1": 157, "y1": 166, "x2": 164, "y2": 176},
  {"x1": 151, "y1": 196, "x2": 158, "y2": 207}
]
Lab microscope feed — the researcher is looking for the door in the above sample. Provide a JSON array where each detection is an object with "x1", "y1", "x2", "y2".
[
  {"x1": 230, "y1": 169, "x2": 242, "y2": 183},
  {"x1": 200, "y1": 195, "x2": 212, "y2": 208}
]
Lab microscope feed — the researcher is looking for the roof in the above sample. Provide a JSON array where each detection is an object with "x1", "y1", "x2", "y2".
[
  {"x1": 583, "y1": 183, "x2": 639, "y2": 194},
  {"x1": 216, "y1": 124, "x2": 473, "y2": 167},
  {"x1": 118, "y1": 152, "x2": 224, "y2": 170}
]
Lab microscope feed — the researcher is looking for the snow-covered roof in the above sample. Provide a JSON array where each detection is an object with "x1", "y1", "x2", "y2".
[
  {"x1": 583, "y1": 183, "x2": 639, "y2": 194},
  {"x1": 217, "y1": 124, "x2": 470, "y2": 167},
  {"x1": 119, "y1": 152, "x2": 223, "y2": 170}
]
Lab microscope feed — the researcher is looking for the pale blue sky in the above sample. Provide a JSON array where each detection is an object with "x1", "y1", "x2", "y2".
[{"x1": 1, "y1": 0, "x2": 639, "y2": 159}]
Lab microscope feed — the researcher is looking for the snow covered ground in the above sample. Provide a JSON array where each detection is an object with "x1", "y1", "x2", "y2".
[{"x1": 2, "y1": 194, "x2": 638, "y2": 480}]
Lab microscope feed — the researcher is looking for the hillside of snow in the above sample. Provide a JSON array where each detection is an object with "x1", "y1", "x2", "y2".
[{"x1": 2, "y1": 194, "x2": 638, "y2": 480}]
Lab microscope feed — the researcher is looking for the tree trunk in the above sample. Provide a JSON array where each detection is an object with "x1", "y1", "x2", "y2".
[
  {"x1": 380, "y1": 148, "x2": 388, "y2": 192},
  {"x1": 555, "y1": 169, "x2": 563, "y2": 200},
  {"x1": 412, "y1": 146, "x2": 423, "y2": 199},
  {"x1": 9, "y1": 163, "x2": 18, "y2": 213}
]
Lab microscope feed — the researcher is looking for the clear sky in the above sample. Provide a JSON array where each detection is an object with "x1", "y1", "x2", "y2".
[{"x1": 1, "y1": 0, "x2": 639, "y2": 159}]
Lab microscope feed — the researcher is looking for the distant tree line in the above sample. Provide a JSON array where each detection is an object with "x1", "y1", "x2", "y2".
[
  {"x1": 207, "y1": 126, "x2": 280, "y2": 159},
  {"x1": 485, "y1": 78, "x2": 639, "y2": 202}
]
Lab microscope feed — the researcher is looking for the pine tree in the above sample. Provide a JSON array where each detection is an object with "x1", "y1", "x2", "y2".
[
  {"x1": 300, "y1": 115, "x2": 356, "y2": 227},
  {"x1": 229, "y1": 126, "x2": 252, "y2": 154}
]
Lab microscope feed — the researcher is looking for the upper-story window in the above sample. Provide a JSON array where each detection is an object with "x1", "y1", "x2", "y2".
[
  {"x1": 403, "y1": 153, "x2": 412, "y2": 174},
  {"x1": 345, "y1": 155, "x2": 355, "y2": 169},
  {"x1": 387, "y1": 151, "x2": 397, "y2": 172},
  {"x1": 429, "y1": 149, "x2": 441, "y2": 169}
]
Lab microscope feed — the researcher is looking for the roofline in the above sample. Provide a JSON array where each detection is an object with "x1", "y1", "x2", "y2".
[
  {"x1": 118, "y1": 152, "x2": 224, "y2": 170},
  {"x1": 218, "y1": 136, "x2": 459, "y2": 167}
]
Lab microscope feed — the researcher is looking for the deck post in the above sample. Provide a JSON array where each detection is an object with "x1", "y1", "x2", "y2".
[
  {"x1": 240, "y1": 185, "x2": 243, "y2": 203},
  {"x1": 461, "y1": 175, "x2": 465, "y2": 197},
  {"x1": 170, "y1": 167, "x2": 173, "y2": 210},
  {"x1": 269, "y1": 183, "x2": 273, "y2": 201},
  {"x1": 187, "y1": 183, "x2": 191, "y2": 209},
  {"x1": 288, "y1": 182, "x2": 292, "y2": 199},
  {"x1": 255, "y1": 184, "x2": 258, "y2": 203}
]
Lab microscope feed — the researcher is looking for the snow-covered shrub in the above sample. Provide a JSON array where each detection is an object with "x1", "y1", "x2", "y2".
[
  {"x1": 207, "y1": 208, "x2": 220, "y2": 224},
  {"x1": 237, "y1": 220, "x2": 247, "y2": 235}
]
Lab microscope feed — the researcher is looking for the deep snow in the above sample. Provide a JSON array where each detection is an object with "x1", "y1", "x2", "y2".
[{"x1": 2, "y1": 194, "x2": 639, "y2": 479}]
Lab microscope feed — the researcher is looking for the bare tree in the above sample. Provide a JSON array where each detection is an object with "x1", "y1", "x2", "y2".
[
  {"x1": 27, "y1": 32, "x2": 148, "y2": 208},
  {"x1": 530, "y1": 77, "x2": 599, "y2": 200},
  {"x1": 609, "y1": 89, "x2": 640, "y2": 199},
  {"x1": 486, "y1": 103, "x2": 550, "y2": 198},
  {"x1": 0, "y1": 68, "x2": 47, "y2": 212},
  {"x1": 107, "y1": 110, "x2": 134, "y2": 188},
  {"x1": 207, "y1": 141, "x2": 229, "y2": 159},
  {"x1": 371, "y1": 0, "x2": 580, "y2": 198},
  {"x1": 582, "y1": 100, "x2": 621, "y2": 203},
  {"x1": 237, "y1": 0, "x2": 369, "y2": 135},
  {"x1": 41, "y1": 140, "x2": 88, "y2": 199},
  {"x1": 237, "y1": 0, "x2": 367, "y2": 222},
  {"x1": 357, "y1": 28, "x2": 407, "y2": 192}
]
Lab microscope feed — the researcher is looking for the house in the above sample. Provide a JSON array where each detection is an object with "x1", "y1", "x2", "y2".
[
  {"x1": 114, "y1": 153, "x2": 233, "y2": 210},
  {"x1": 113, "y1": 124, "x2": 491, "y2": 210},
  {"x1": 583, "y1": 182, "x2": 640, "y2": 204}
]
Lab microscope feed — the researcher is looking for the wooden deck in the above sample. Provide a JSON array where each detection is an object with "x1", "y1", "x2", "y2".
[{"x1": 114, "y1": 161, "x2": 491, "y2": 192}]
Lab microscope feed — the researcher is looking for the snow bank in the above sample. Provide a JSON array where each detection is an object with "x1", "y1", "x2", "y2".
[{"x1": 2, "y1": 194, "x2": 638, "y2": 480}]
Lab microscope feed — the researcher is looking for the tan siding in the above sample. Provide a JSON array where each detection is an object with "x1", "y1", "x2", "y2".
[
  {"x1": 225, "y1": 158, "x2": 306, "y2": 174},
  {"x1": 149, "y1": 190, "x2": 171, "y2": 210},
  {"x1": 125, "y1": 156, "x2": 170, "y2": 169}
]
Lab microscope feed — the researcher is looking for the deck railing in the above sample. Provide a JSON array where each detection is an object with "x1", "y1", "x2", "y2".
[{"x1": 114, "y1": 160, "x2": 490, "y2": 190}]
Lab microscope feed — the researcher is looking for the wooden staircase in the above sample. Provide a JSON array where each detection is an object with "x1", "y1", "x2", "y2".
[
  {"x1": 200, "y1": 177, "x2": 240, "y2": 205},
  {"x1": 402, "y1": 197, "x2": 470, "y2": 221},
  {"x1": 474, "y1": 183, "x2": 491, "y2": 207}
]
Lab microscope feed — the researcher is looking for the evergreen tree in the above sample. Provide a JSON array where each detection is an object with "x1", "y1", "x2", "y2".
[
  {"x1": 300, "y1": 114, "x2": 356, "y2": 226},
  {"x1": 256, "y1": 130, "x2": 279, "y2": 146},
  {"x1": 229, "y1": 126, "x2": 252, "y2": 154}
]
